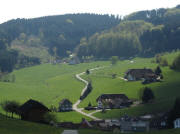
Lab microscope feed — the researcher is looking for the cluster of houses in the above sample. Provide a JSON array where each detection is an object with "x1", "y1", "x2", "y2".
[
  {"x1": 17, "y1": 94, "x2": 133, "y2": 123},
  {"x1": 55, "y1": 114, "x2": 180, "y2": 132},
  {"x1": 55, "y1": 116, "x2": 150, "y2": 132},
  {"x1": 17, "y1": 97, "x2": 180, "y2": 132}
]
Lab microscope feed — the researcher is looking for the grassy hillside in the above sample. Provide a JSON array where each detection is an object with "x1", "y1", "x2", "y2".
[
  {"x1": 0, "y1": 51, "x2": 179, "y2": 122},
  {"x1": 78, "y1": 51, "x2": 180, "y2": 119},
  {"x1": 1, "y1": 112, "x2": 180, "y2": 134},
  {"x1": 0, "y1": 114, "x2": 63, "y2": 134},
  {"x1": 0, "y1": 61, "x2": 108, "y2": 122}
]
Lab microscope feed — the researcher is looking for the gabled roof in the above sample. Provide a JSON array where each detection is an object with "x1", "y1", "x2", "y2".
[
  {"x1": 125, "y1": 69, "x2": 157, "y2": 79},
  {"x1": 96, "y1": 94, "x2": 129, "y2": 101},
  {"x1": 59, "y1": 99, "x2": 72, "y2": 105},
  {"x1": 19, "y1": 99, "x2": 49, "y2": 113}
]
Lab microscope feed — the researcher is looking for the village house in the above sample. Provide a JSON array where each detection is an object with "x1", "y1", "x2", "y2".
[
  {"x1": 58, "y1": 99, "x2": 72, "y2": 112},
  {"x1": 69, "y1": 56, "x2": 80, "y2": 65},
  {"x1": 96, "y1": 94, "x2": 132, "y2": 109},
  {"x1": 124, "y1": 69, "x2": 158, "y2": 81},
  {"x1": 174, "y1": 118, "x2": 180, "y2": 128},
  {"x1": 18, "y1": 99, "x2": 49, "y2": 123},
  {"x1": 105, "y1": 119, "x2": 121, "y2": 127},
  {"x1": 150, "y1": 113, "x2": 168, "y2": 129},
  {"x1": 120, "y1": 115, "x2": 150, "y2": 133},
  {"x1": 102, "y1": 115, "x2": 150, "y2": 132}
]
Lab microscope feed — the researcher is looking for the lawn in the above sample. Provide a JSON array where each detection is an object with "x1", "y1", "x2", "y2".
[{"x1": 56, "y1": 111, "x2": 91, "y2": 123}]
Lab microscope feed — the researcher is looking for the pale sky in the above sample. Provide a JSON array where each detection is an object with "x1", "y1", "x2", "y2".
[{"x1": 0, "y1": 0, "x2": 180, "y2": 24}]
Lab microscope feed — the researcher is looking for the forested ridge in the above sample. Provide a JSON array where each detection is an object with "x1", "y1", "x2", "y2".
[
  {"x1": 0, "y1": 14, "x2": 120, "y2": 72},
  {"x1": 0, "y1": 13, "x2": 120, "y2": 57},
  {"x1": 1, "y1": 5, "x2": 180, "y2": 72},
  {"x1": 76, "y1": 5, "x2": 180, "y2": 59}
]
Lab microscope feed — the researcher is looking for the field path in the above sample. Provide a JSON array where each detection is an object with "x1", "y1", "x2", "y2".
[{"x1": 73, "y1": 66, "x2": 107, "y2": 121}]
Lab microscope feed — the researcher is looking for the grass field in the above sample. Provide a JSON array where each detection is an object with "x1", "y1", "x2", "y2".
[
  {"x1": 0, "y1": 51, "x2": 180, "y2": 133},
  {"x1": 0, "y1": 51, "x2": 179, "y2": 122},
  {"x1": 79, "y1": 51, "x2": 180, "y2": 118},
  {"x1": 1, "y1": 112, "x2": 180, "y2": 134},
  {"x1": 56, "y1": 111, "x2": 91, "y2": 123},
  {"x1": 0, "y1": 61, "x2": 108, "y2": 122},
  {"x1": 0, "y1": 114, "x2": 63, "y2": 134}
]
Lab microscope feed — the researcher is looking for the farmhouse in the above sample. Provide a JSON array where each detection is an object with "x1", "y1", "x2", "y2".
[
  {"x1": 124, "y1": 69, "x2": 158, "y2": 81},
  {"x1": 18, "y1": 99, "x2": 49, "y2": 123},
  {"x1": 58, "y1": 99, "x2": 72, "y2": 112},
  {"x1": 96, "y1": 94, "x2": 132, "y2": 109}
]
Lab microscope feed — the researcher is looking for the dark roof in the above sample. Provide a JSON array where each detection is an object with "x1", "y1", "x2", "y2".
[
  {"x1": 96, "y1": 94, "x2": 129, "y2": 101},
  {"x1": 125, "y1": 69, "x2": 157, "y2": 79},
  {"x1": 126, "y1": 69, "x2": 154, "y2": 75},
  {"x1": 59, "y1": 99, "x2": 72, "y2": 105},
  {"x1": 19, "y1": 99, "x2": 49, "y2": 113}
]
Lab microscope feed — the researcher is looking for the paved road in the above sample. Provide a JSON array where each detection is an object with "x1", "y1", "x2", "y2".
[
  {"x1": 73, "y1": 66, "x2": 107, "y2": 121},
  {"x1": 61, "y1": 130, "x2": 78, "y2": 134}
]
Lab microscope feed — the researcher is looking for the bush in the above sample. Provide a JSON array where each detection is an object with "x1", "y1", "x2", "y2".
[
  {"x1": 170, "y1": 53, "x2": 180, "y2": 70},
  {"x1": 155, "y1": 54, "x2": 162, "y2": 63},
  {"x1": 139, "y1": 87, "x2": 155, "y2": 103},
  {"x1": 110, "y1": 56, "x2": 118, "y2": 65},
  {"x1": 1, "y1": 100, "x2": 20, "y2": 118},
  {"x1": 155, "y1": 66, "x2": 162, "y2": 75},
  {"x1": 43, "y1": 112, "x2": 57, "y2": 123},
  {"x1": 155, "y1": 54, "x2": 168, "y2": 66},
  {"x1": 112, "y1": 73, "x2": 117, "y2": 79},
  {"x1": 159, "y1": 58, "x2": 168, "y2": 66},
  {"x1": 86, "y1": 69, "x2": 90, "y2": 75}
]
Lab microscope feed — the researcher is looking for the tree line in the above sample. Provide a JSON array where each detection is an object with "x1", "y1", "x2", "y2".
[
  {"x1": 76, "y1": 5, "x2": 180, "y2": 59},
  {"x1": 0, "y1": 13, "x2": 120, "y2": 58}
]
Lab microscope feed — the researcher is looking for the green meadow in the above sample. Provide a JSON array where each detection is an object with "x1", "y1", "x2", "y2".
[
  {"x1": 0, "y1": 51, "x2": 180, "y2": 134},
  {"x1": 79, "y1": 52, "x2": 180, "y2": 119},
  {"x1": 0, "y1": 114, "x2": 63, "y2": 134},
  {"x1": 0, "y1": 51, "x2": 180, "y2": 122},
  {"x1": 0, "y1": 61, "x2": 108, "y2": 122},
  {"x1": 1, "y1": 112, "x2": 180, "y2": 134}
]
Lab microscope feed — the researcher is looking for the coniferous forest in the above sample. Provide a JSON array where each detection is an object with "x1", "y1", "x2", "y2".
[{"x1": 1, "y1": 5, "x2": 180, "y2": 72}]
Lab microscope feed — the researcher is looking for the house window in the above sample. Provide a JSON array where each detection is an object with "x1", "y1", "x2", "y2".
[{"x1": 176, "y1": 121, "x2": 178, "y2": 126}]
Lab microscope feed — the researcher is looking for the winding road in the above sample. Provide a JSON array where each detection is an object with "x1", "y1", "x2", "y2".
[{"x1": 73, "y1": 66, "x2": 107, "y2": 121}]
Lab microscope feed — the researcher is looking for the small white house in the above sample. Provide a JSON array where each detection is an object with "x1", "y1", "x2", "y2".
[{"x1": 174, "y1": 118, "x2": 180, "y2": 128}]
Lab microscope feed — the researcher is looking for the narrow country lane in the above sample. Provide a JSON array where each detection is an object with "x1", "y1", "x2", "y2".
[{"x1": 73, "y1": 66, "x2": 107, "y2": 121}]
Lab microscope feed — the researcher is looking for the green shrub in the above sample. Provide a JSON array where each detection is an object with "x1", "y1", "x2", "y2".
[{"x1": 170, "y1": 53, "x2": 180, "y2": 70}]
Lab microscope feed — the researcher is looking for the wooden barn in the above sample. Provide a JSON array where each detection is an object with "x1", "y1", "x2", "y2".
[{"x1": 18, "y1": 99, "x2": 49, "y2": 123}]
